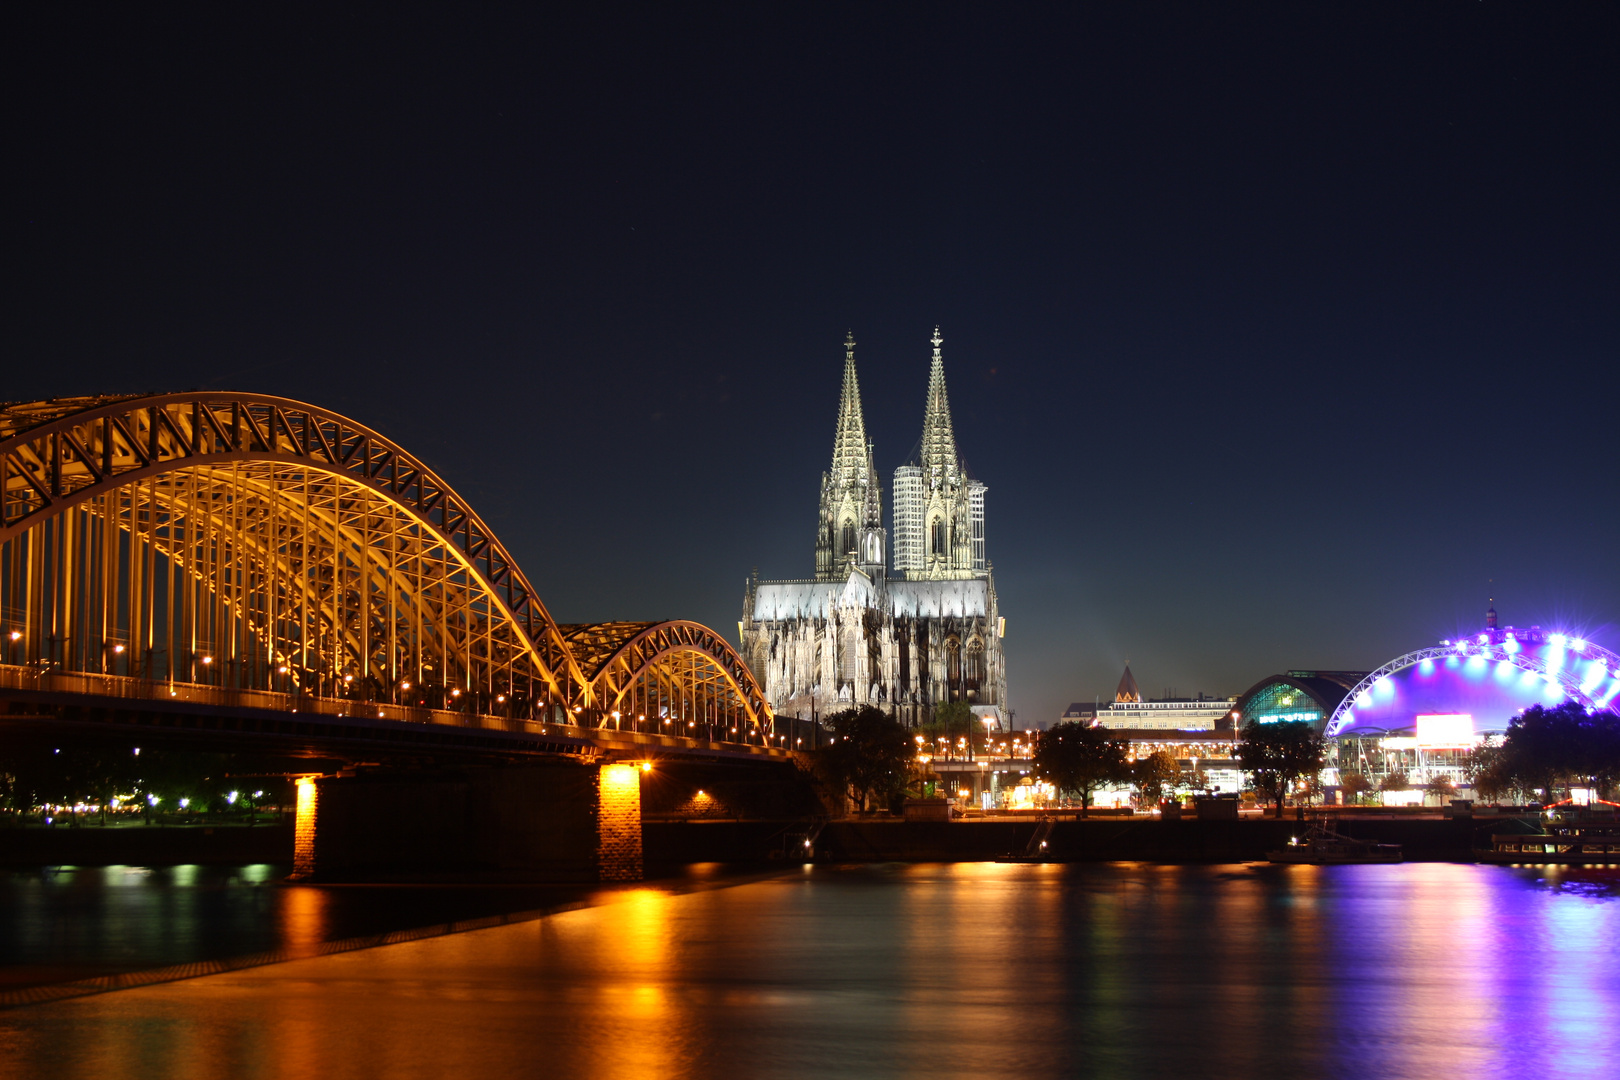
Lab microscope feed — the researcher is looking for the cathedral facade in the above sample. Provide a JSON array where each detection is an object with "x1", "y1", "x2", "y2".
[{"x1": 741, "y1": 329, "x2": 1007, "y2": 727}]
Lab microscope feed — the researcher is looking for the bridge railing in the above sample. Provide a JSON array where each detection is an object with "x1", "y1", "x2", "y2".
[
  {"x1": 0, "y1": 663, "x2": 794, "y2": 755},
  {"x1": 0, "y1": 663, "x2": 551, "y2": 735}
]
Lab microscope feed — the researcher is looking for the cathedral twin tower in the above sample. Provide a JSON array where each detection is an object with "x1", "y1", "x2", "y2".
[
  {"x1": 814, "y1": 328, "x2": 987, "y2": 584},
  {"x1": 743, "y1": 328, "x2": 1007, "y2": 727}
]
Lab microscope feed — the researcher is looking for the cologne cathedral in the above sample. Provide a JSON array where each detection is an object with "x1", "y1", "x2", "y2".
[{"x1": 741, "y1": 328, "x2": 1007, "y2": 727}]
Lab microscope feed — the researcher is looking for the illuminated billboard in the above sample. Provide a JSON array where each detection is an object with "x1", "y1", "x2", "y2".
[{"x1": 1415, "y1": 713, "x2": 1474, "y2": 749}]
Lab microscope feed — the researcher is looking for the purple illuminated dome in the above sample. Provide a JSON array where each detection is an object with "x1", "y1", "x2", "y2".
[{"x1": 1326, "y1": 611, "x2": 1620, "y2": 739}]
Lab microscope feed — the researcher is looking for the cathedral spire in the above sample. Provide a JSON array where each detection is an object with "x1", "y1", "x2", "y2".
[
  {"x1": 816, "y1": 331, "x2": 885, "y2": 579},
  {"x1": 919, "y1": 326, "x2": 961, "y2": 487},
  {"x1": 830, "y1": 330, "x2": 872, "y2": 485}
]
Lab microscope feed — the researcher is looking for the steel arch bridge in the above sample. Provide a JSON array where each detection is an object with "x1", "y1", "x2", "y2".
[{"x1": 0, "y1": 392, "x2": 774, "y2": 752}]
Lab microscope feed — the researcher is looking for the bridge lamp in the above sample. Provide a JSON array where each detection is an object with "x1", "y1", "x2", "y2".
[
  {"x1": 114, "y1": 644, "x2": 125, "y2": 654},
  {"x1": 497, "y1": 694, "x2": 506, "y2": 703},
  {"x1": 452, "y1": 689, "x2": 461, "y2": 697},
  {"x1": 202, "y1": 656, "x2": 213, "y2": 665},
  {"x1": 641, "y1": 762, "x2": 652, "y2": 772},
  {"x1": 344, "y1": 675, "x2": 353, "y2": 683},
  {"x1": 278, "y1": 666, "x2": 288, "y2": 674},
  {"x1": 8, "y1": 631, "x2": 18, "y2": 641},
  {"x1": 401, "y1": 681, "x2": 411, "y2": 690}
]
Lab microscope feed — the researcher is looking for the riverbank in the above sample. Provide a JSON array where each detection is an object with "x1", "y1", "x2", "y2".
[
  {"x1": 0, "y1": 814, "x2": 1535, "y2": 870},
  {"x1": 648, "y1": 814, "x2": 1517, "y2": 866}
]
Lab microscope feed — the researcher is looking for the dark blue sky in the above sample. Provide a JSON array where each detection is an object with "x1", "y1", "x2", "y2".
[{"x1": 7, "y1": 3, "x2": 1619, "y2": 726}]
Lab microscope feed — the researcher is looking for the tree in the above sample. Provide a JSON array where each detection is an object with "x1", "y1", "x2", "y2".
[
  {"x1": 1237, "y1": 720, "x2": 1326, "y2": 818},
  {"x1": 817, "y1": 706, "x2": 912, "y2": 813},
  {"x1": 1339, "y1": 770, "x2": 1373, "y2": 806},
  {"x1": 1463, "y1": 745, "x2": 1507, "y2": 805},
  {"x1": 1422, "y1": 773, "x2": 1458, "y2": 806},
  {"x1": 918, "y1": 700, "x2": 986, "y2": 756},
  {"x1": 1499, "y1": 702, "x2": 1620, "y2": 803},
  {"x1": 1379, "y1": 771, "x2": 1411, "y2": 797},
  {"x1": 1032, "y1": 722, "x2": 1129, "y2": 816},
  {"x1": 1131, "y1": 750, "x2": 1181, "y2": 807}
]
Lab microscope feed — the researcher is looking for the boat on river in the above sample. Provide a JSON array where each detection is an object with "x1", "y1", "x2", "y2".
[
  {"x1": 1267, "y1": 821, "x2": 1403, "y2": 865},
  {"x1": 1477, "y1": 799, "x2": 1620, "y2": 865}
]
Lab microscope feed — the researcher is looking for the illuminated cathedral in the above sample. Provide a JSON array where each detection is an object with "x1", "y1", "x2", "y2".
[{"x1": 741, "y1": 329, "x2": 1007, "y2": 727}]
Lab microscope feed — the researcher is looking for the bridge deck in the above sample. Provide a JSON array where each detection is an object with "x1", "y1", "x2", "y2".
[{"x1": 0, "y1": 664, "x2": 795, "y2": 764}]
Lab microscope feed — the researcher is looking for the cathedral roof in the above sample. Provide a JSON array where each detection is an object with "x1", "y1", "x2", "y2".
[
  {"x1": 1115, "y1": 664, "x2": 1142, "y2": 703},
  {"x1": 751, "y1": 573, "x2": 992, "y2": 620}
]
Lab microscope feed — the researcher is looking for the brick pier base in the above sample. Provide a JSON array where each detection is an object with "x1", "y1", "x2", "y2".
[{"x1": 596, "y1": 763, "x2": 644, "y2": 882}]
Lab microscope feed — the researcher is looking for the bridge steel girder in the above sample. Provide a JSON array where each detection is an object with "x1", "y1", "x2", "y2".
[
  {"x1": 0, "y1": 674, "x2": 796, "y2": 766},
  {"x1": 0, "y1": 393, "x2": 778, "y2": 754},
  {"x1": 0, "y1": 393, "x2": 584, "y2": 700},
  {"x1": 561, "y1": 620, "x2": 774, "y2": 730}
]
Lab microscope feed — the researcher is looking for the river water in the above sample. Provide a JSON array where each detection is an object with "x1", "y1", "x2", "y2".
[{"x1": 2, "y1": 861, "x2": 1618, "y2": 1078}]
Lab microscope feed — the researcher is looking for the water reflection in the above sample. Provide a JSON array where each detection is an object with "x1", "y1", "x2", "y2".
[{"x1": 1, "y1": 863, "x2": 1618, "y2": 1078}]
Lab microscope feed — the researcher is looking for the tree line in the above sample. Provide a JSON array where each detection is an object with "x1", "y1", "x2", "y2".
[
  {"x1": 0, "y1": 733, "x2": 301, "y2": 824},
  {"x1": 813, "y1": 708, "x2": 1214, "y2": 816},
  {"x1": 1023, "y1": 704, "x2": 1620, "y2": 816}
]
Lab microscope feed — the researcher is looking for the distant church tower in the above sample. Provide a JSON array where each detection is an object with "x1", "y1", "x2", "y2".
[
  {"x1": 815, "y1": 332, "x2": 886, "y2": 580},
  {"x1": 891, "y1": 327, "x2": 986, "y2": 578}
]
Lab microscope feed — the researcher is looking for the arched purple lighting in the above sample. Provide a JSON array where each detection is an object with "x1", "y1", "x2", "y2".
[{"x1": 1325, "y1": 629, "x2": 1620, "y2": 739}]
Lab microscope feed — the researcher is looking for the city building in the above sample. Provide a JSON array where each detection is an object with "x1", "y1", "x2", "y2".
[
  {"x1": 1230, "y1": 670, "x2": 1367, "y2": 730},
  {"x1": 1065, "y1": 665, "x2": 1236, "y2": 731},
  {"x1": 741, "y1": 329, "x2": 1007, "y2": 727},
  {"x1": 1240, "y1": 605, "x2": 1620, "y2": 800},
  {"x1": 1061, "y1": 666, "x2": 1245, "y2": 799}
]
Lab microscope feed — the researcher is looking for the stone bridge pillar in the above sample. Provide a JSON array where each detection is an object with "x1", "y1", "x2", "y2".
[
  {"x1": 596, "y1": 762, "x2": 645, "y2": 882},
  {"x1": 290, "y1": 776, "x2": 319, "y2": 879}
]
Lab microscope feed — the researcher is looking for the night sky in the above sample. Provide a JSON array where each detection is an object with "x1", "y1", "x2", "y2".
[{"x1": 8, "y1": 4, "x2": 1619, "y2": 727}]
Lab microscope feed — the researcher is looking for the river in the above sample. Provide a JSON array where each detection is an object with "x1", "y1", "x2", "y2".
[{"x1": 2, "y1": 861, "x2": 1617, "y2": 1078}]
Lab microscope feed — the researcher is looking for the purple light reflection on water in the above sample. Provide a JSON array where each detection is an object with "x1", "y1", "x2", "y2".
[{"x1": 0, "y1": 863, "x2": 1617, "y2": 1078}]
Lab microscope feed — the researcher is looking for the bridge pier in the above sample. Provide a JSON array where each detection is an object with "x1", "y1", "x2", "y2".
[
  {"x1": 287, "y1": 760, "x2": 645, "y2": 883},
  {"x1": 595, "y1": 762, "x2": 644, "y2": 882}
]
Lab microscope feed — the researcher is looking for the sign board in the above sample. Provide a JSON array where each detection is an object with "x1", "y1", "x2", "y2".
[{"x1": 1415, "y1": 713, "x2": 1475, "y2": 749}]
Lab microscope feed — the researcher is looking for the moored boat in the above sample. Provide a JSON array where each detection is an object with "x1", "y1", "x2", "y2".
[
  {"x1": 1477, "y1": 798, "x2": 1620, "y2": 865},
  {"x1": 1267, "y1": 821, "x2": 1403, "y2": 864}
]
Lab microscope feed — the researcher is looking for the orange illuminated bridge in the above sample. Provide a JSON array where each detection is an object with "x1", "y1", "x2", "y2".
[{"x1": 0, "y1": 392, "x2": 791, "y2": 766}]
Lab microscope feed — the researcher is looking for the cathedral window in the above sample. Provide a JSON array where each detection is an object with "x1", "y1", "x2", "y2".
[
  {"x1": 841, "y1": 522, "x2": 856, "y2": 555},
  {"x1": 931, "y1": 518, "x2": 944, "y2": 555},
  {"x1": 946, "y1": 637, "x2": 962, "y2": 695},
  {"x1": 897, "y1": 626, "x2": 910, "y2": 692},
  {"x1": 966, "y1": 640, "x2": 985, "y2": 694}
]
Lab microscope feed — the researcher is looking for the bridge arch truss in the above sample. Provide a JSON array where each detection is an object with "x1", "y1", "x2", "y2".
[
  {"x1": 561, "y1": 620, "x2": 774, "y2": 738},
  {"x1": 0, "y1": 393, "x2": 773, "y2": 744}
]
